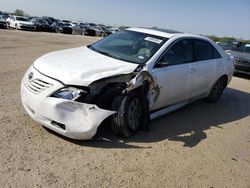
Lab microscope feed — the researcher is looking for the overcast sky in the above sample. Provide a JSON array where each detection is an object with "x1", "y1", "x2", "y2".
[{"x1": 1, "y1": 0, "x2": 250, "y2": 39}]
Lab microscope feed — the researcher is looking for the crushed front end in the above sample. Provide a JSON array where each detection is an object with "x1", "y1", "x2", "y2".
[{"x1": 21, "y1": 66, "x2": 115, "y2": 140}]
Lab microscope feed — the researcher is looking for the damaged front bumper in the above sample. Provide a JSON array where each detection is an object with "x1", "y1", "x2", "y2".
[{"x1": 21, "y1": 67, "x2": 115, "y2": 140}]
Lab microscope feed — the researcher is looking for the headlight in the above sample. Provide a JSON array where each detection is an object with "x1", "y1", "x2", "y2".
[{"x1": 51, "y1": 87, "x2": 87, "y2": 100}]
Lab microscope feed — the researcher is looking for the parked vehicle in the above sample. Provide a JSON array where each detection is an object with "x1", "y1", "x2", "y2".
[
  {"x1": 99, "y1": 26, "x2": 112, "y2": 36},
  {"x1": 0, "y1": 15, "x2": 7, "y2": 29},
  {"x1": 82, "y1": 25, "x2": 97, "y2": 36},
  {"x1": 217, "y1": 40, "x2": 239, "y2": 51},
  {"x1": 30, "y1": 18, "x2": 53, "y2": 32},
  {"x1": 109, "y1": 27, "x2": 120, "y2": 33},
  {"x1": 6, "y1": 16, "x2": 36, "y2": 31},
  {"x1": 21, "y1": 27, "x2": 234, "y2": 140},
  {"x1": 69, "y1": 23, "x2": 83, "y2": 35},
  {"x1": 42, "y1": 16, "x2": 57, "y2": 25},
  {"x1": 51, "y1": 22, "x2": 73, "y2": 34},
  {"x1": 231, "y1": 43, "x2": 250, "y2": 74}
]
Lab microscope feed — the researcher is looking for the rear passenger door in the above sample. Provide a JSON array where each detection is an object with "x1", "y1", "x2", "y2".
[
  {"x1": 187, "y1": 39, "x2": 222, "y2": 99},
  {"x1": 151, "y1": 39, "x2": 193, "y2": 110}
]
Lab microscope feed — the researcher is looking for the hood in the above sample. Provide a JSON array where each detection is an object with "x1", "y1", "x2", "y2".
[
  {"x1": 17, "y1": 21, "x2": 34, "y2": 25},
  {"x1": 33, "y1": 46, "x2": 138, "y2": 86}
]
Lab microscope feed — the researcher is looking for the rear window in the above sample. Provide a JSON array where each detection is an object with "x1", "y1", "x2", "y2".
[{"x1": 194, "y1": 40, "x2": 221, "y2": 61}]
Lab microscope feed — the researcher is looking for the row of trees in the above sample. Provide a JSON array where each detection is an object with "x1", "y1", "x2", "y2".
[{"x1": 12, "y1": 9, "x2": 29, "y2": 17}]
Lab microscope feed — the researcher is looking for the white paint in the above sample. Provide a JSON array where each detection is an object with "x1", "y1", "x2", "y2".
[
  {"x1": 21, "y1": 27, "x2": 235, "y2": 140},
  {"x1": 33, "y1": 46, "x2": 138, "y2": 86}
]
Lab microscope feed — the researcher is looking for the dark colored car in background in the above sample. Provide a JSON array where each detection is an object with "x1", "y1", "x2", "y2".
[
  {"x1": 99, "y1": 26, "x2": 112, "y2": 36},
  {"x1": 42, "y1": 16, "x2": 57, "y2": 25},
  {"x1": 30, "y1": 18, "x2": 54, "y2": 32},
  {"x1": 81, "y1": 25, "x2": 96, "y2": 36},
  {"x1": 0, "y1": 15, "x2": 7, "y2": 29},
  {"x1": 51, "y1": 22, "x2": 73, "y2": 34}
]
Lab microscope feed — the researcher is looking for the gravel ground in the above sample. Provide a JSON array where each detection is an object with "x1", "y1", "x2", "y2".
[{"x1": 0, "y1": 29, "x2": 250, "y2": 188}]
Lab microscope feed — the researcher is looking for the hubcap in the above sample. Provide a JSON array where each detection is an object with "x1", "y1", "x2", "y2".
[
  {"x1": 211, "y1": 79, "x2": 225, "y2": 98},
  {"x1": 127, "y1": 98, "x2": 142, "y2": 131}
]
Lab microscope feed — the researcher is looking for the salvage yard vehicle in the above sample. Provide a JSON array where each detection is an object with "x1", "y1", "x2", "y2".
[
  {"x1": 30, "y1": 18, "x2": 54, "y2": 32},
  {"x1": 21, "y1": 27, "x2": 234, "y2": 140},
  {"x1": 0, "y1": 15, "x2": 7, "y2": 29},
  {"x1": 51, "y1": 22, "x2": 73, "y2": 34},
  {"x1": 231, "y1": 43, "x2": 250, "y2": 74},
  {"x1": 6, "y1": 16, "x2": 36, "y2": 31}
]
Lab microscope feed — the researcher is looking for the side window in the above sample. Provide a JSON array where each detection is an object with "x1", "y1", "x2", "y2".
[
  {"x1": 213, "y1": 47, "x2": 222, "y2": 59},
  {"x1": 158, "y1": 39, "x2": 193, "y2": 66},
  {"x1": 194, "y1": 40, "x2": 213, "y2": 61}
]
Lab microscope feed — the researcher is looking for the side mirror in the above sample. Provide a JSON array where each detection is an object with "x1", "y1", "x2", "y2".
[{"x1": 155, "y1": 61, "x2": 169, "y2": 68}]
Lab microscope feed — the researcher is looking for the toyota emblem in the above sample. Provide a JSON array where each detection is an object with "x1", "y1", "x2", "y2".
[{"x1": 28, "y1": 72, "x2": 33, "y2": 80}]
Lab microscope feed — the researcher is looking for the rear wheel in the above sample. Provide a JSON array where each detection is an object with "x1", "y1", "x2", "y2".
[
  {"x1": 205, "y1": 76, "x2": 227, "y2": 103},
  {"x1": 111, "y1": 93, "x2": 143, "y2": 138}
]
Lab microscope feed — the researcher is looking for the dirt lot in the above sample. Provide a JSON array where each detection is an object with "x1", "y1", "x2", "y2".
[{"x1": 0, "y1": 29, "x2": 249, "y2": 188}]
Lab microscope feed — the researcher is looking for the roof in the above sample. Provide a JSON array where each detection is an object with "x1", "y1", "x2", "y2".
[{"x1": 127, "y1": 27, "x2": 183, "y2": 38}]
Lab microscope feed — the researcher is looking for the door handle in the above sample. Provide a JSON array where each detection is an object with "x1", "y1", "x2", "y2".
[{"x1": 189, "y1": 67, "x2": 197, "y2": 73}]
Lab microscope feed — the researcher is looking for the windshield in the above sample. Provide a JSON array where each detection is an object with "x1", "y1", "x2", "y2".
[
  {"x1": 89, "y1": 30, "x2": 168, "y2": 64},
  {"x1": 16, "y1": 17, "x2": 28, "y2": 21}
]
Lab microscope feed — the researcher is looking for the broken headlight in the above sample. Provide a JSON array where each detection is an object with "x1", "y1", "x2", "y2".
[{"x1": 51, "y1": 87, "x2": 87, "y2": 101}]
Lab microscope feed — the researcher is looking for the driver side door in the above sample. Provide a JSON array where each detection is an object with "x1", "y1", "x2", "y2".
[{"x1": 150, "y1": 39, "x2": 193, "y2": 111}]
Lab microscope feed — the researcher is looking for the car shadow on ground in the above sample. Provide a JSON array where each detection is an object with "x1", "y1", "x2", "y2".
[
  {"x1": 46, "y1": 88, "x2": 250, "y2": 149},
  {"x1": 234, "y1": 72, "x2": 250, "y2": 80}
]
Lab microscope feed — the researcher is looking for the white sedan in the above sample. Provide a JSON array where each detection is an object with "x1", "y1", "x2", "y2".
[
  {"x1": 21, "y1": 28, "x2": 234, "y2": 140},
  {"x1": 6, "y1": 16, "x2": 36, "y2": 30}
]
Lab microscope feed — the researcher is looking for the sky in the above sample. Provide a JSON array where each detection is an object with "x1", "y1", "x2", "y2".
[{"x1": 1, "y1": 0, "x2": 250, "y2": 39}]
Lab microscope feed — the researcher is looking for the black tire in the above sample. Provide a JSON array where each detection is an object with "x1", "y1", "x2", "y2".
[
  {"x1": 205, "y1": 76, "x2": 227, "y2": 103},
  {"x1": 111, "y1": 93, "x2": 144, "y2": 138},
  {"x1": 15, "y1": 24, "x2": 18, "y2": 30}
]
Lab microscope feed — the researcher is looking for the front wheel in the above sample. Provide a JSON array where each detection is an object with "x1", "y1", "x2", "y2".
[
  {"x1": 205, "y1": 76, "x2": 227, "y2": 103},
  {"x1": 15, "y1": 24, "x2": 18, "y2": 30},
  {"x1": 111, "y1": 93, "x2": 144, "y2": 138}
]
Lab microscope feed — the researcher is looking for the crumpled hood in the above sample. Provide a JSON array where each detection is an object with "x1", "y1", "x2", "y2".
[{"x1": 33, "y1": 46, "x2": 138, "y2": 86}]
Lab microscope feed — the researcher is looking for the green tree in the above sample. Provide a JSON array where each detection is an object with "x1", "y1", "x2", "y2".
[{"x1": 13, "y1": 9, "x2": 29, "y2": 17}]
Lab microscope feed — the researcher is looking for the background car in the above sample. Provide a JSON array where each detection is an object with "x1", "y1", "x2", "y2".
[
  {"x1": 51, "y1": 22, "x2": 73, "y2": 34},
  {"x1": 81, "y1": 25, "x2": 97, "y2": 36},
  {"x1": 108, "y1": 27, "x2": 120, "y2": 34},
  {"x1": 69, "y1": 22, "x2": 83, "y2": 35},
  {"x1": 231, "y1": 43, "x2": 250, "y2": 74},
  {"x1": 0, "y1": 15, "x2": 7, "y2": 29},
  {"x1": 30, "y1": 18, "x2": 53, "y2": 32},
  {"x1": 99, "y1": 26, "x2": 112, "y2": 36},
  {"x1": 217, "y1": 40, "x2": 239, "y2": 51},
  {"x1": 6, "y1": 16, "x2": 36, "y2": 31},
  {"x1": 42, "y1": 16, "x2": 57, "y2": 25}
]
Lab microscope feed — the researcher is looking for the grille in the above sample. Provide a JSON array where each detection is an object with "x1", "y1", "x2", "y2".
[{"x1": 24, "y1": 78, "x2": 53, "y2": 94}]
